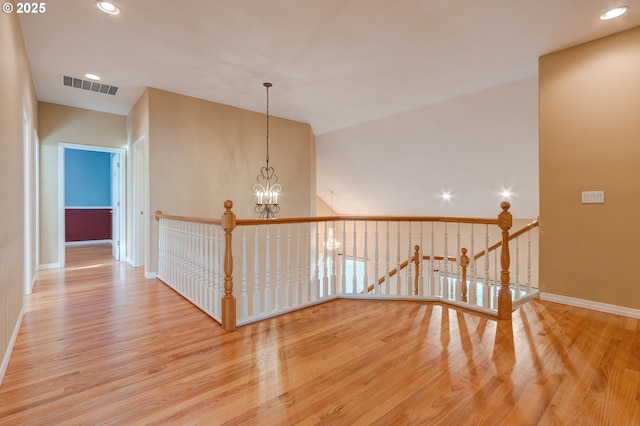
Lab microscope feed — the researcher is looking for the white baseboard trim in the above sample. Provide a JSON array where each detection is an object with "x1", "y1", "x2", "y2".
[
  {"x1": 38, "y1": 263, "x2": 61, "y2": 270},
  {"x1": 0, "y1": 306, "x2": 25, "y2": 386},
  {"x1": 65, "y1": 240, "x2": 112, "y2": 247},
  {"x1": 145, "y1": 271, "x2": 157, "y2": 279},
  {"x1": 540, "y1": 292, "x2": 640, "y2": 319}
]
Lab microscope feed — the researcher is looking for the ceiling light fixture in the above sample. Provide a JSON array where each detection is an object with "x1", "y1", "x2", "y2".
[
  {"x1": 84, "y1": 73, "x2": 101, "y2": 81},
  {"x1": 600, "y1": 6, "x2": 628, "y2": 20},
  {"x1": 96, "y1": 1, "x2": 120, "y2": 15},
  {"x1": 441, "y1": 192, "x2": 452, "y2": 200},
  {"x1": 252, "y1": 82, "x2": 282, "y2": 219},
  {"x1": 501, "y1": 190, "x2": 512, "y2": 199}
]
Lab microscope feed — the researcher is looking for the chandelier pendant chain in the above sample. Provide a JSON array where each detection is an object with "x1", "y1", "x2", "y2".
[
  {"x1": 252, "y1": 82, "x2": 281, "y2": 219},
  {"x1": 265, "y1": 82, "x2": 270, "y2": 169}
]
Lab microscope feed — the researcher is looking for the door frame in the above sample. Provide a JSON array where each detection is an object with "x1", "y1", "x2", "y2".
[
  {"x1": 111, "y1": 152, "x2": 122, "y2": 261},
  {"x1": 58, "y1": 142, "x2": 126, "y2": 266},
  {"x1": 130, "y1": 135, "x2": 149, "y2": 272}
]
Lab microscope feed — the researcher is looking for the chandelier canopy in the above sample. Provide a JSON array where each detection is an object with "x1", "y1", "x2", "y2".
[{"x1": 252, "y1": 82, "x2": 282, "y2": 219}]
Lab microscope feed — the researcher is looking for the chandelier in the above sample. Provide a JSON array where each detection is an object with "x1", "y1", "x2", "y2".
[{"x1": 252, "y1": 82, "x2": 282, "y2": 219}]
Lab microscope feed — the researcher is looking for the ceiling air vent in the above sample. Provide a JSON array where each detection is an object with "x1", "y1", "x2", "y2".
[{"x1": 61, "y1": 75, "x2": 119, "y2": 96}]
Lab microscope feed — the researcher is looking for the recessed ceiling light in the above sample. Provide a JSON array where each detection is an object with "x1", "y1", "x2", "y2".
[
  {"x1": 600, "y1": 6, "x2": 628, "y2": 20},
  {"x1": 96, "y1": 1, "x2": 119, "y2": 15},
  {"x1": 501, "y1": 190, "x2": 512, "y2": 199},
  {"x1": 441, "y1": 192, "x2": 452, "y2": 200},
  {"x1": 85, "y1": 73, "x2": 101, "y2": 81}
]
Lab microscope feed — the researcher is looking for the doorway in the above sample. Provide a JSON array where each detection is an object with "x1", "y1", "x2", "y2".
[
  {"x1": 131, "y1": 136, "x2": 147, "y2": 271},
  {"x1": 58, "y1": 143, "x2": 125, "y2": 267}
]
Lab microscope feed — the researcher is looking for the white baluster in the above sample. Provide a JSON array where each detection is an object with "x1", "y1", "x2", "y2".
[
  {"x1": 430, "y1": 222, "x2": 435, "y2": 297},
  {"x1": 443, "y1": 222, "x2": 448, "y2": 299},
  {"x1": 296, "y1": 223, "x2": 302, "y2": 306},
  {"x1": 276, "y1": 224, "x2": 282, "y2": 310},
  {"x1": 406, "y1": 222, "x2": 412, "y2": 297},
  {"x1": 265, "y1": 225, "x2": 272, "y2": 314},
  {"x1": 241, "y1": 226, "x2": 248, "y2": 319},
  {"x1": 352, "y1": 220, "x2": 357, "y2": 295},
  {"x1": 158, "y1": 218, "x2": 164, "y2": 279},
  {"x1": 214, "y1": 225, "x2": 221, "y2": 318},
  {"x1": 342, "y1": 220, "x2": 347, "y2": 294},
  {"x1": 313, "y1": 223, "x2": 319, "y2": 301},
  {"x1": 374, "y1": 221, "x2": 379, "y2": 295},
  {"x1": 179, "y1": 220, "x2": 185, "y2": 294},
  {"x1": 515, "y1": 238, "x2": 520, "y2": 300},
  {"x1": 385, "y1": 221, "x2": 390, "y2": 296},
  {"x1": 419, "y1": 222, "x2": 424, "y2": 296},
  {"x1": 286, "y1": 224, "x2": 292, "y2": 308},
  {"x1": 329, "y1": 221, "x2": 337, "y2": 296},
  {"x1": 493, "y1": 248, "x2": 498, "y2": 310},
  {"x1": 302, "y1": 223, "x2": 317, "y2": 303},
  {"x1": 208, "y1": 223, "x2": 214, "y2": 315},
  {"x1": 470, "y1": 224, "x2": 477, "y2": 306},
  {"x1": 527, "y1": 229, "x2": 532, "y2": 293},
  {"x1": 456, "y1": 222, "x2": 461, "y2": 301},
  {"x1": 363, "y1": 221, "x2": 368, "y2": 295},
  {"x1": 484, "y1": 224, "x2": 490, "y2": 309},
  {"x1": 323, "y1": 222, "x2": 329, "y2": 298},
  {"x1": 396, "y1": 222, "x2": 401, "y2": 296},
  {"x1": 252, "y1": 226, "x2": 260, "y2": 315},
  {"x1": 189, "y1": 222, "x2": 195, "y2": 300},
  {"x1": 198, "y1": 223, "x2": 203, "y2": 309},
  {"x1": 168, "y1": 220, "x2": 173, "y2": 287},
  {"x1": 201, "y1": 223, "x2": 207, "y2": 312}
]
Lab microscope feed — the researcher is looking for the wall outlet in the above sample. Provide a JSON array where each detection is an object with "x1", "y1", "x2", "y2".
[{"x1": 582, "y1": 190, "x2": 604, "y2": 204}]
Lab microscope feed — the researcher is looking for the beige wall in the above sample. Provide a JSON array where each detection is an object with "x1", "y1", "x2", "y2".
[
  {"x1": 38, "y1": 102, "x2": 127, "y2": 265},
  {"x1": 0, "y1": 9, "x2": 37, "y2": 383},
  {"x1": 138, "y1": 88, "x2": 316, "y2": 273},
  {"x1": 539, "y1": 26, "x2": 640, "y2": 309}
]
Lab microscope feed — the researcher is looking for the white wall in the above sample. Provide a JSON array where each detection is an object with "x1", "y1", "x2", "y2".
[{"x1": 316, "y1": 76, "x2": 538, "y2": 220}]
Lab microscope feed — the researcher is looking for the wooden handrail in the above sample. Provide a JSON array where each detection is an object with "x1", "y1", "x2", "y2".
[
  {"x1": 156, "y1": 211, "x2": 499, "y2": 226},
  {"x1": 473, "y1": 219, "x2": 539, "y2": 261},
  {"x1": 155, "y1": 211, "x2": 222, "y2": 225}
]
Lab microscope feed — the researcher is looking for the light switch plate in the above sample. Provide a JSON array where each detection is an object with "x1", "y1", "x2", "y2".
[{"x1": 582, "y1": 191, "x2": 604, "y2": 204}]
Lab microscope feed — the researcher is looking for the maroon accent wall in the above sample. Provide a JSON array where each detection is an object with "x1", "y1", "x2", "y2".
[{"x1": 65, "y1": 209, "x2": 112, "y2": 242}]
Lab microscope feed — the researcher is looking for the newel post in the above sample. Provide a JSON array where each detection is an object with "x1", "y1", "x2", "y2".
[
  {"x1": 497, "y1": 201, "x2": 512, "y2": 320},
  {"x1": 460, "y1": 248, "x2": 469, "y2": 303},
  {"x1": 221, "y1": 200, "x2": 237, "y2": 331}
]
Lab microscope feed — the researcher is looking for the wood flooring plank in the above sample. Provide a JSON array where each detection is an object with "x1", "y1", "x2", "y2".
[{"x1": 1, "y1": 244, "x2": 639, "y2": 424}]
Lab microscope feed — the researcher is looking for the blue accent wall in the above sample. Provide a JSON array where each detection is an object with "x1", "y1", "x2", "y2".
[{"x1": 65, "y1": 149, "x2": 111, "y2": 207}]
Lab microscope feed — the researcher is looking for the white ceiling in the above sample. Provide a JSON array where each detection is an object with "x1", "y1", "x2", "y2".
[{"x1": 19, "y1": 0, "x2": 640, "y2": 135}]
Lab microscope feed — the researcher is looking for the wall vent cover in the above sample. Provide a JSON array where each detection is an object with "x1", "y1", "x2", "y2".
[{"x1": 61, "y1": 75, "x2": 119, "y2": 96}]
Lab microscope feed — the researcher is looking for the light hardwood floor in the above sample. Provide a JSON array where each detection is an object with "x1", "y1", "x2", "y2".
[{"x1": 1, "y1": 244, "x2": 639, "y2": 425}]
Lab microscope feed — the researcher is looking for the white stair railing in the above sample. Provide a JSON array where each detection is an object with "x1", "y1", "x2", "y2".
[{"x1": 156, "y1": 202, "x2": 538, "y2": 330}]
